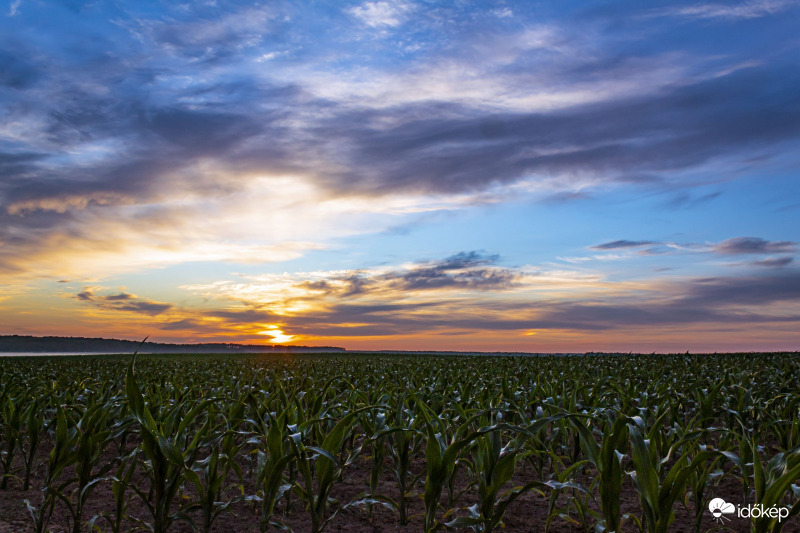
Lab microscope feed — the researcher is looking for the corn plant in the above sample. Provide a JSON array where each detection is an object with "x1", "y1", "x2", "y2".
[
  {"x1": 450, "y1": 413, "x2": 584, "y2": 533},
  {"x1": 125, "y1": 359, "x2": 211, "y2": 533},
  {"x1": 722, "y1": 438, "x2": 800, "y2": 533},
  {"x1": 91, "y1": 449, "x2": 137, "y2": 533},
  {"x1": 253, "y1": 408, "x2": 295, "y2": 532},
  {"x1": 1, "y1": 349, "x2": 799, "y2": 533},
  {"x1": 22, "y1": 398, "x2": 45, "y2": 490},
  {"x1": 359, "y1": 408, "x2": 388, "y2": 518},
  {"x1": 684, "y1": 444, "x2": 724, "y2": 533},
  {"x1": 182, "y1": 398, "x2": 251, "y2": 533},
  {"x1": 766, "y1": 395, "x2": 800, "y2": 452},
  {"x1": 1, "y1": 395, "x2": 24, "y2": 489},
  {"x1": 288, "y1": 407, "x2": 369, "y2": 533},
  {"x1": 420, "y1": 405, "x2": 482, "y2": 533},
  {"x1": 717, "y1": 410, "x2": 759, "y2": 505},
  {"x1": 25, "y1": 406, "x2": 74, "y2": 533},
  {"x1": 625, "y1": 419, "x2": 714, "y2": 533},
  {"x1": 183, "y1": 442, "x2": 239, "y2": 533},
  {"x1": 63, "y1": 401, "x2": 121, "y2": 533},
  {"x1": 369, "y1": 397, "x2": 423, "y2": 525},
  {"x1": 420, "y1": 403, "x2": 572, "y2": 533},
  {"x1": 543, "y1": 452, "x2": 592, "y2": 533},
  {"x1": 571, "y1": 409, "x2": 630, "y2": 533}
]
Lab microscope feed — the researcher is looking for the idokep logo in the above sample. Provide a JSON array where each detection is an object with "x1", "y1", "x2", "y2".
[
  {"x1": 709, "y1": 498, "x2": 735, "y2": 523},
  {"x1": 708, "y1": 497, "x2": 790, "y2": 523}
]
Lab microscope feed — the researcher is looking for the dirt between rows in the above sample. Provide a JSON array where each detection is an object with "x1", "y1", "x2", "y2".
[{"x1": 1, "y1": 447, "x2": 798, "y2": 533}]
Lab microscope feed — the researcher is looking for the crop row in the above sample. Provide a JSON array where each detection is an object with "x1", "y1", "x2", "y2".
[{"x1": 1, "y1": 353, "x2": 799, "y2": 532}]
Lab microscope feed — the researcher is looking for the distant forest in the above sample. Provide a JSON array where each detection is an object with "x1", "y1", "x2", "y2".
[{"x1": 0, "y1": 335, "x2": 345, "y2": 354}]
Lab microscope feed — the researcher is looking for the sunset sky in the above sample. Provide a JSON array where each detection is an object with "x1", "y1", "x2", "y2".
[{"x1": 1, "y1": 0, "x2": 799, "y2": 352}]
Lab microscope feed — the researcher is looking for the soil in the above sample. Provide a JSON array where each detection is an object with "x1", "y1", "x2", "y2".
[{"x1": 2, "y1": 445, "x2": 798, "y2": 533}]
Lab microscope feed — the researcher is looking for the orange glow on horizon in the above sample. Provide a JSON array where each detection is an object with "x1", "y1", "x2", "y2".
[{"x1": 257, "y1": 325, "x2": 296, "y2": 344}]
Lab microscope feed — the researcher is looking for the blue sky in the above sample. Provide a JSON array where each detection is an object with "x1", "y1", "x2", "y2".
[{"x1": 1, "y1": 0, "x2": 799, "y2": 351}]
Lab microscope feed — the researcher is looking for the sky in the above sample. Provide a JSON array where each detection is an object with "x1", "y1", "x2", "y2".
[{"x1": 1, "y1": 0, "x2": 799, "y2": 352}]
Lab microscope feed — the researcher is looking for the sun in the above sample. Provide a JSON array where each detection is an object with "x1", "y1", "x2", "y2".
[{"x1": 257, "y1": 325, "x2": 295, "y2": 344}]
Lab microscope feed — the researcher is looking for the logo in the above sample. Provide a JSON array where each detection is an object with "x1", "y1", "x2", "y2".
[
  {"x1": 708, "y1": 498, "x2": 790, "y2": 523},
  {"x1": 709, "y1": 498, "x2": 735, "y2": 523}
]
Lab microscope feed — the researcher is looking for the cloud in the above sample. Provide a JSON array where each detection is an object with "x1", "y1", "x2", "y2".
[
  {"x1": 75, "y1": 288, "x2": 172, "y2": 316},
  {"x1": 8, "y1": 0, "x2": 21, "y2": 17},
  {"x1": 183, "y1": 251, "x2": 521, "y2": 308},
  {"x1": 651, "y1": 0, "x2": 798, "y2": 20},
  {"x1": 121, "y1": 4, "x2": 276, "y2": 63},
  {"x1": 293, "y1": 30, "x2": 677, "y2": 113},
  {"x1": 492, "y1": 7, "x2": 513, "y2": 18},
  {"x1": 665, "y1": 191, "x2": 723, "y2": 210},
  {"x1": 37, "y1": 248, "x2": 798, "y2": 346},
  {"x1": 175, "y1": 266, "x2": 800, "y2": 341},
  {"x1": 176, "y1": 253, "x2": 797, "y2": 339},
  {"x1": 683, "y1": 271, "x2": 800, "y2": 306},
  {"x1": 591, "y1": 240, "x2": 657, "y2": 250},
  {"x1": 294, "y1": 61, "x2": 800, "y2": 197},
  {"x1": 511, "y1": 270, "x2": 800, "y2": 331},
  {"x1": 396, "y1": 252, "x2": 515, "y2": 291},
  {"x1": 3, "y1": 12, "x2": 798, "y2": 220},
  {"x1": 583, "y1": 236, "x2": 796, "y2": 260},
  {"x1": 144, "y1": 108, "x2": 265, "y2": 152},
  {"x1": 0, "y1": 52, "x2": 40, "y2": 88},
  {"x1": 4, "y1": 6, "x2": 799, "y2": 212},
  {"x1": 2, "y1": 0, "x2": 800, "y2": 334},
  {"x1": 0, "y1": 151, "x2": 44, "y2": 182},
  {"x1": 7, "y1": 192, "x2": 130, "y2": 215},
  {"x1": 712, "y1": 237, "x2": 796, "y2": 255},
  {"x1": 348, "y1": 1, "x2": 414, "y2": 28},
  {"x1": 748, "y1": 257, "x2": 794, "y2": 267}
]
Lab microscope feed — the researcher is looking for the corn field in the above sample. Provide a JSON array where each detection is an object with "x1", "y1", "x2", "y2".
[{"x1": 1, "y1": 353, "x2": 799, "y2": 532}]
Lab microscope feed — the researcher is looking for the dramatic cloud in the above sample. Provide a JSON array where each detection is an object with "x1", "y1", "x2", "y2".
[
  {"x1": 182, "y1": 252, "x2": 527, "y2": 308},
  {"x1": 532, "y1": 271, "x2": 800, "y2": 331},
  {"x1": 176, "y1": 251, "x2": 800, "y2": 341},
  {"x1": 2, "y1": 1, "x2": 799, "y2": 350},
  {"x1": 396, "y1": 252, "x2": 513, "y2": 291},
  {"x1": 3, "y1": 4, "x2": 799, "y2": 217}
]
